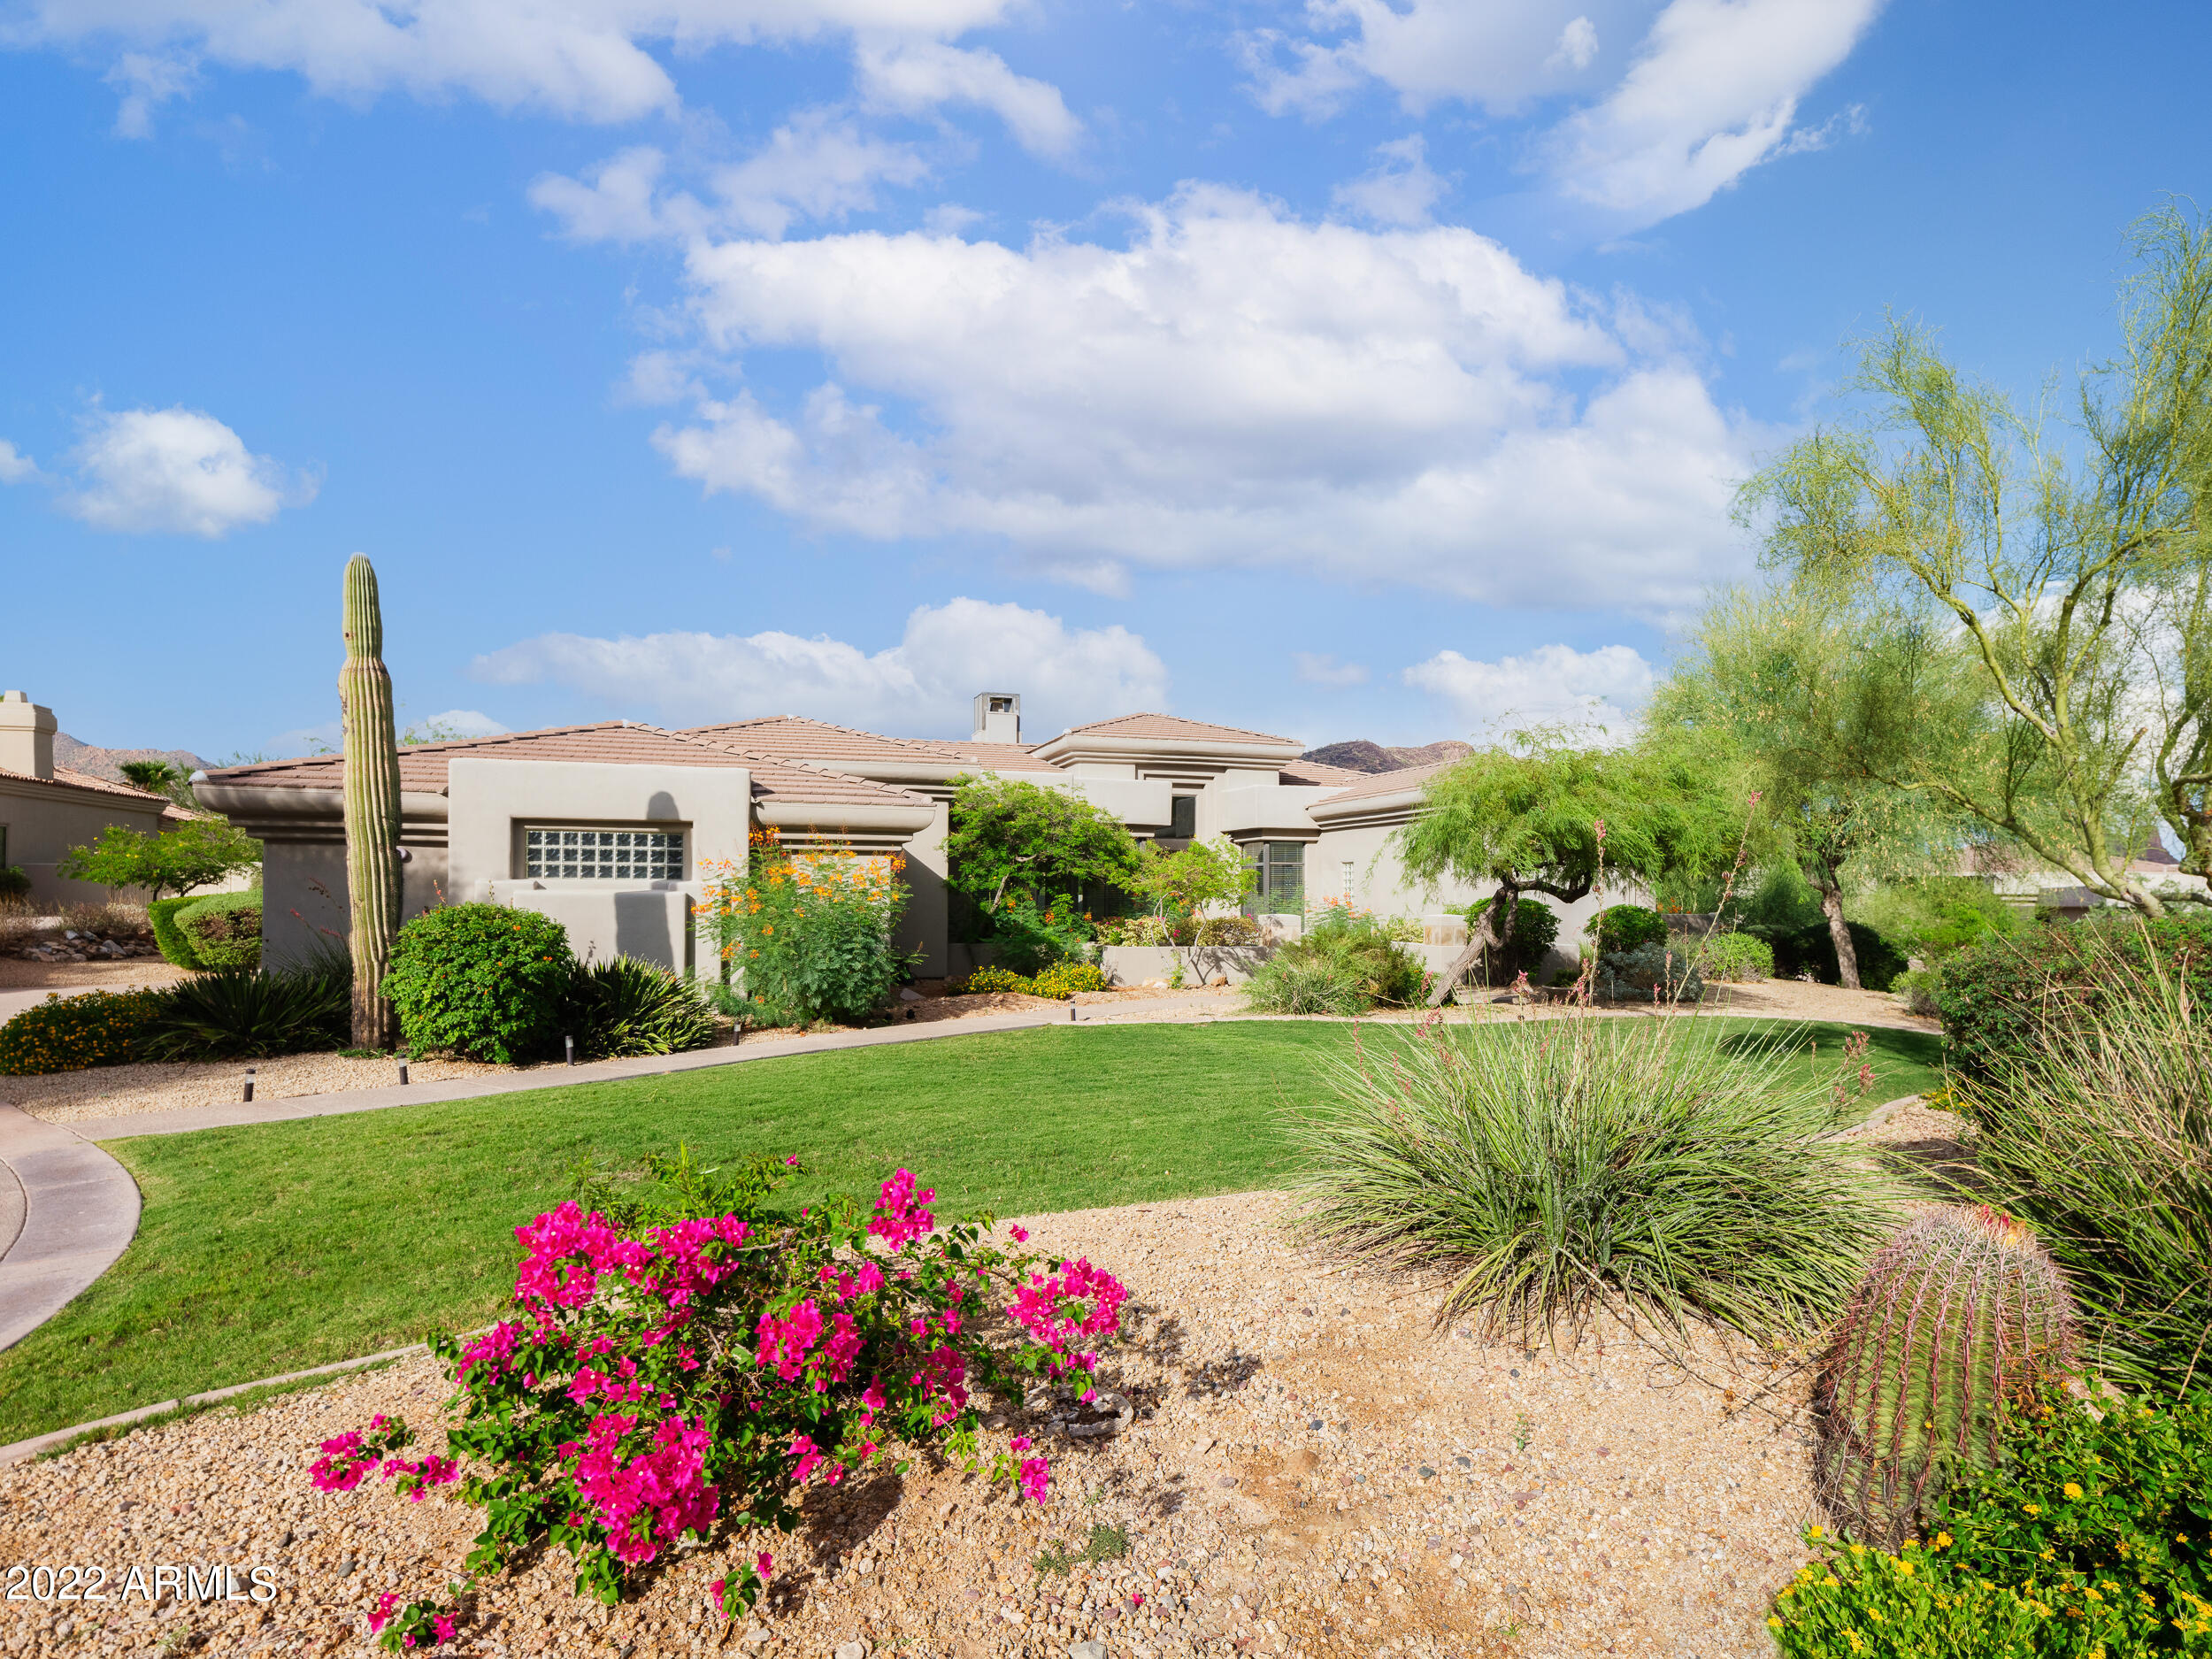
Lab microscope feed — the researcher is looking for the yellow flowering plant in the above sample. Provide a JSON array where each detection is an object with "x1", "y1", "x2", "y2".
[{"x1": 699, "y1": 830, "x2": 916, "y2": 1025}]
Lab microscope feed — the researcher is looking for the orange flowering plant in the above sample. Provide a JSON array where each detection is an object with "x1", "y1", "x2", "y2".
[{"x1": 699, "y1": 829, "x2": 916, "y2": 1025}]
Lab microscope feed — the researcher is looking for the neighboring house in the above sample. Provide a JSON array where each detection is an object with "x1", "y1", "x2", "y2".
[
  {"x1": 1963, "y1": 839, "x2": 2209, "y2": 920},
  {"x1": 0, "y1": 689, "x2": 188, "y2": 905},
  {"x1": 197, "y1": 693, "x2": 1606, "y2": 976}
]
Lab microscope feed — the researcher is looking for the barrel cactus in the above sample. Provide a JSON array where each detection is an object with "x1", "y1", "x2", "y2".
[
  {"x1": 340, "y1": 555, "x2": 403, "y2": 1049},
  {"x1": 1815, "y1": 1204, "x2": 2078, "y2": 1548}
]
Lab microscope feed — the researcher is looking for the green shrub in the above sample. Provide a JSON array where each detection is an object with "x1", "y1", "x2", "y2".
[
  {"x1": 0, "y1": 865, "x2": 28, "y2": 901},
  {"x1": 1850, "y1": 877, "x2": 2022, "y2": 961},
  {"x1": 1459, "y1": 895, "x2": 1560, "y2": 983},
  {"x1": 1954, "y1": 962, "x2": 2212, "y2": 1390},
  {"x1": 1592, "y1": 903, "x2": 1668, "y2": 955},
  {"x1": 1892, "y1": 966, "x2": 1939, "y2": 1016},
  {"x1": 1245, "y1": 910, "x2": 1424, "y2": 1015},
  {"x1": 948, "y1": 962, "x2": 1109, "y2": 999},
  {"x1": 1695, "y1": 930, "x2": 1774, "y2": 982},
  {"x1": 385, "y1": 904, "x2": 575, "y2": 1063},
  {"x1": 175, "y1": 890, "x2": 262, "y2": 971},
  {"x1": 1191, "y1": 913, "x2": 1261, "y2": 946},
  {"x1": 1772, "y1": 1386, "x2": 2212, "y2": 1657},
  {"x1": 562, "y1": 958, "x2": 720, "y2": 1059},
  {"x1": 1097, "y1": 914, "x2": 1170, "y2": 947},
  {"x1": 140, "y1": 967, "x2": 351, "y2": 1060},
  {"x1": 1286, "y1": 1014, "x2": 1905, "y2": 1342},
  {"x1": 699, "y1": 834, "x2": 912, "y2": 1025},
  {"x1": 1773, "y1": 918, "x2": 1910, "y2": 992},
  {"x1": 0, "y1": 989, "x2": 166, "y2": 1075},
  {"x1": 1933, "y1": 912, "x2": 2212, "y2": 1081},
  {"x1": 147, "y1": 895, "x2": 203, "y2": 968},
  {"x1": 1595, "y1": 941, "x2": 1705, "y2": 1002},
  {"x1": 983, "y1": 895, "x2": 1094, "y2": 975}
]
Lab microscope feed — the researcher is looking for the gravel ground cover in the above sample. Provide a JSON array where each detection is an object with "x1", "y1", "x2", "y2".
[{"x1": 0, "y1": 1164, "x2": 1929, "y2": 1659}]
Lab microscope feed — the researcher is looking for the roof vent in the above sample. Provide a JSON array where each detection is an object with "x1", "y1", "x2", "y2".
[{"x1": 972, "y1": 692, "x2": 1021, "y2": 745}]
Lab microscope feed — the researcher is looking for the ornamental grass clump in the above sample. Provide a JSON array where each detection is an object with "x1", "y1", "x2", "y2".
[
  {"x1": 1953, "y1": 953, "x2": 2212, "y2": 1391},
  {"x1": 309, "y1": 1155, "x2": 1127, "y2": 1652},
  {"x1": 1286, "y1": 1011, "x2": 1905, "y2": 1344}
]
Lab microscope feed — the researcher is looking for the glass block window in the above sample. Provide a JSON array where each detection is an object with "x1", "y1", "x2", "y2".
[{"x1": 524, "y1": 827, "x2": 684, "y2": 880}]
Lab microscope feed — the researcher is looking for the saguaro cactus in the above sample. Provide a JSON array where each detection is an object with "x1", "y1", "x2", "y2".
[
  {"x1": 340, "y1": 555, "x2": 403, "y2": 1049},
  {"x1": 1815, "y1": 1204, "x2": 2078, "y2": 1548}
]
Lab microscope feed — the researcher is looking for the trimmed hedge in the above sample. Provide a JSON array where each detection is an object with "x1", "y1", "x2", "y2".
[
  {"x1": 1462, "y1": 895, "x2": 1561, "y2": 983},
  {"x1": 175, "y1": 890, "x2": 262, "y2": 971},
  {"x1": 1695, "y1": 930, "x2": 1775, "y2": 982},
  {"x1": 1932, "y1": 912, "x2": 2212, "y2": 1080},
  {"x1": 147, "y1": 895, "x2": 203, "y2": 968},
  {"x1": 0, "y1": 989, "x2": 166, "y2": 1075},
  {"x1": 384, "y1": 903, "x2": 575, "y2": 1063},
  {"x1": 1591, "y1": 903, "x2": 1668, "y2": 956}
]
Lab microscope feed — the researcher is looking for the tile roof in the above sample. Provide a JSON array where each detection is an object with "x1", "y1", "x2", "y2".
[
  {"x1": 931, "y1": 741, "x2": 1063, "y2": 772},
  {"x1": 202, "y1": 722, "x2": 927, "y2": 807},
  {"x1": 1055, "y1": 713, "x2": 1297, "y2": 746},
  {"x1": 681, "y1": 717, "x2": 965, "y2": 765},
  {"x1": 0, "y1": 764, "x2": 173, "y2": 807},
  {"x1": 1277, "y1": 757, "x2": 1371, "y2": 787},
  {"x1": 1308, "y1": 759, "x2": 1452, "y2": 803}
]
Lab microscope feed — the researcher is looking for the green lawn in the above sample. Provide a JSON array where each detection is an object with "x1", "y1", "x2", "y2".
[{"x1": 0, "y1": 1018, "x2": 1943, "y2": 1442}]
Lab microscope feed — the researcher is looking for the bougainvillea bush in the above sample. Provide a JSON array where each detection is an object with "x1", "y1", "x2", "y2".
[{"x1": 310, "y1": 1153, "x2": 1126, "y2": 1651}]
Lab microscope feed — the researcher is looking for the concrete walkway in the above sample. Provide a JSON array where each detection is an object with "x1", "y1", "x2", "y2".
[{"x1": 0, "y1": 1106, "x2": 142, "y2": 1353}]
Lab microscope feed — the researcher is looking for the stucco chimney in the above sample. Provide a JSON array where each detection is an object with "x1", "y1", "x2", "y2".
[
  {"x1": 972, "y1": 692, "x2": 1021, "y2": 744},
  {"x1": 0, "y1": 690, "x2": 57, "y2": 780}
]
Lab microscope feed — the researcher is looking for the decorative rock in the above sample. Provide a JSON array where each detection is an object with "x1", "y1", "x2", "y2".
[
  {"x1": 1067, "y1": 1390, "x2": 1134, "y2": 1440},
  {"x1": 1071, "y1": 1643, "x2": 1109, "y2": 1659},
  {"x1": 835, "y1": 1642, "x2": 869, "y2": 1659}
]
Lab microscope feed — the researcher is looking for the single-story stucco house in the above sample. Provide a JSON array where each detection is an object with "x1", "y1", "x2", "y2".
[
  {"x1": 0, "y1": 690, "x2": 191, "y2": 905},
  {"x1": 196, "y1": 695, "x2": 1608, "y2": 978}
]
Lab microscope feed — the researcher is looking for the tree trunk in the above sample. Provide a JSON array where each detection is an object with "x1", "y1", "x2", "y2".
[
  {"x1": 1815, "y1": 861, "x2": 1861, "y2": 991},
  {"x1": 1426, "y1": 879, "x2": 1518, "y2": 1007}
]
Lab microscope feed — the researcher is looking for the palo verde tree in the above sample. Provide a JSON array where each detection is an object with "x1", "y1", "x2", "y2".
[
  {"x1": 1648, "y1": 585, "x2": 1967, "y2": 987},
  {"x1": 341, "y1": 555, "x2": 404, "y2": 1049},
  {"x1": 1744, "y1": 201, "x2": 2212, "y2": 912},
  {"x1": 1399, "y1": 729, "x2": 1745, "y2": 1007},
  {"x1": 58, "y1": 817, "x2": 260, "y2": 902},
  {"x1": 944, "y1": 774, "x2": 1141, "y2": 917}
]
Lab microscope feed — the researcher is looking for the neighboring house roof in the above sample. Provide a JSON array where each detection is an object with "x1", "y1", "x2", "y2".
[
  {"x1": 203, "y1": 722, "x2": 927, "y2": 808},
  {"x1": 1054, "y1": 712, "x2": 1298, "y2": 746},
  {"x1": 1310, "y1": 759, "x2": 1452, "y2": 803},
  {"x1": 1277, "y1": 757, "x2": 1371, "y2": 787},
  {"x1": 0, "y1": 764, "x2": 173, "y2": 810}
]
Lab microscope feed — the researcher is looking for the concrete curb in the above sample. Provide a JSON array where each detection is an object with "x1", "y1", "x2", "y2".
[
  {"x1": 0, "y1": 1105, "x2": 142, "y2": 1354},
  {"x1": 61, "y1": 1007, "x2": 1073, "y2": 1143},
  {"x1": 0, "y1": 1342, "x2": 428, "y2": 1467}
]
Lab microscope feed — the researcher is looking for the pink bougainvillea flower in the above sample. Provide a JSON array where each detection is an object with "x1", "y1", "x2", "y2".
[
  {"x1": 1018, "y1": 1456, "x2": 1050, "y2": 1505},
  {"x1": 367, "y1": 1592, "x2": 400, "y2": 1633},
  {"x1": 1009, "y1": 1225, "x2": 1029, "y2": 1243}
]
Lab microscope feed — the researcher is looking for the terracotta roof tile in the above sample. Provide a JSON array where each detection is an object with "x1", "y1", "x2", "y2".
[
  {"x1": 681, "y1": 716, "x2": 967, "y2": 765},
  {"x1": 933, "y1": 741, "x2": 1063, "y2": 772},
  {"x1": 0, "y1": 764, "x2": 172, "y2": 807},
  {"x1": 1277, "y1": 757, "x2": 1371, "y2": 787},
  {"x1": 203, "y1": 722, "x2": 928, "y2": 807},
  {"x1": 1309, "y1": 759, "x2": 1453, "y2": 803},
  {"x1": 1056, "y1": 712, "x2": 1297, "y2": 746}
]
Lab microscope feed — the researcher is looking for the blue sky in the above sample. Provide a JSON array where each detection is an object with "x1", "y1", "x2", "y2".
[{"x1": 3, "y1": 0, "x2": 2208, "y2": 760}]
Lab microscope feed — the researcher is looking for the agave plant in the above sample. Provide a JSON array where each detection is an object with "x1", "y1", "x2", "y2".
[
  {"x1": 141, "y1": 966, "x2": 352, "y2": 1060},
  {"x1": 563, "y1": 957, "x2": 721, "y2": 1059}
]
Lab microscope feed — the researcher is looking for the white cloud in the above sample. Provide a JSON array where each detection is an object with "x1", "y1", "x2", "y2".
[
  {"x1": 472, "y1": 596, "x2": 1169, "y2": 733},
  {"x1": 20, "y1": 0, "x2": 1022, "y2": 126},
  {"x1": 1243, "y1": 0, "x2": 1604, "y2": 119},
  {"x1": 1403, "y1": 641, "x2": 1655, "y2": 737},
  {"x1": 854, "y1": 38, "x2": 1081, "y2": 158},
  {"x1": 649, "y1": 183, "x2": 1761, "y2": 615},
  {"x1": 0, "y1": 441, "x2": 37, "y2": 484},
  {"x1": 531, "y1": 114, "x2": 931, "y2": 244},
  {"x1": 104, "y1": 51, "x2": 196, "y2": 136},
  {"x1": 58, "y1": 406, "x2": 313, "y2": 536},
  {"x1": 1331, "y1": 134, "x2": 1446, "y2": 227},
  {"x1": 1294, "y1": 652, "x2": 1369, "y2": 687},
  {"x1": 1543, "y1": 0, "x2": 1884, "y2": 227},
  {"x1": 409, "y1": 709, "x2": 509, "y2": 739}
]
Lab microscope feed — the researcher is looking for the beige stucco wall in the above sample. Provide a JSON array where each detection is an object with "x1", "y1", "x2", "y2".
[{"x1": 0, "y1": 774, "x2": 175, "y2": 907}]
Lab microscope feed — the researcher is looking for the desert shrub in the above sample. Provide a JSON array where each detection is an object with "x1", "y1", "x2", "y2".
[
  {"x1": 0, "y1": 865, "x2": 27, "y2": 901},
  {"x1": 1695, "y1": 930, "x2": 1774, "y2": 982},
  {"x1": 147, "y1": 895, "x2": 203, "y2": 968},
  {"x1": 309, "y1": 1156, "x2": 1128, "y2": 1648},
  {"x1": 1850, "y1": 876, "x2": 2022, "y2": 962},
  {"x1": 0, "y1": 989, "x2": 166, "y2": 1075},
  {"x1": 1246, "y1": 910, "x2": 1424, "y2": 1015},
  {"x1": 1459, "y1": 895, "x2": 1560, "y2": 983},
  {"x1": 561, "y1": 958, "x2": 720, "y2": 1059},
  {"x1": 699, "y1": 831, "x2": 912, "y2": 1025},
  {"x1": 948, "y1": 962, "x2": 1108, "y2": 999},
  {"x1": 1769, "y1": 918, "x2": 1910, "y2": 991},
  {"x1": 983, "y1": 895, "x2": 1094, "y2": 974},
  {"x1": 1591, "y1": 903, "x2": 1668, "y2": 955},
  {"x1": 1595, "y1": 941, "x2": 1705, "y2": 1002},
  {"x1": 1934, "y1": 912, "x2": 2212, "y2": 1081},
  {"x1": 140, "y1": 966, "x2": 351, "y2": 1060},
  {"x1": 1891, "y1": 966, "x2": 1939, "y2": 1016},
  {"x1": 175, "y1": 889, "x2": 262, "y2": 971},
  {"x1": 385, "y1": 904, "x2": 575, "y2": 1063},
  {"x1": 1096, "y1": 913, "x2": 1169, "y2": 947},
  {"x1": 1772, "y1": 1386, "x2": 2212, "y2": 1657},
  {"x1": 1287, "y1": 1014, "x2": 1904, "y2": 1342},
  {"x1": 1191, "y1": 913, "x2": 1261, "y2": 946},
  {"x1": 1954, "y1": 963, "x2": 2212, "y2": 1390}
]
